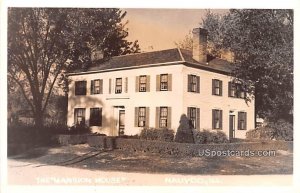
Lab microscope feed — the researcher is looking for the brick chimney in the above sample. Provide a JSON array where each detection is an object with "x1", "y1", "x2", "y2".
[
  {"x1": 192, "y1": 28, "x2": 208, "y2": 63},
  {"x1": 91, "y1": 49, "x2": 104, "y2": 61}
]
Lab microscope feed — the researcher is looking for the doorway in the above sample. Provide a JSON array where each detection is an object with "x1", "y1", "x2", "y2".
[{"x1": 119, "y1": 110, "x2": 125, "y2": 136}]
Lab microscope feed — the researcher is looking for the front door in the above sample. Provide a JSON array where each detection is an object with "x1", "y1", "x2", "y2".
[
  {"x1": 119, "y1": 110, "x2": 125, "y2": 136},
  {"x1": 229, "y1": 115, "x2": 235, "y2": 140}
]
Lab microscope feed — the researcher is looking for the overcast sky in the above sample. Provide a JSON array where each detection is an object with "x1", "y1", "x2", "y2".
[{"x1": 124, "y1": 9, "x2": 228, "y2": 52}]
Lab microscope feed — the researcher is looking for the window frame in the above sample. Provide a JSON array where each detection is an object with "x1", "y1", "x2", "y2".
[
  {"x1": 138, "y1": 107, "x2": 146, "y2": 127},
  {"x1": 159, "y1": 107, "x2": 168, "y2": 128},
  {"x1": 212, "y1": 109, "x2": 222, "y2": 130},
  {"x1": 238, "y1": 112, "x2": 247, "y2": 130},
  {"x1": 115, "y1": 78, "x2": 122, "y2": 94},
  {"x1": 160, "y1": 74, "x2": 168, "y2": 91},
  {"x1": 74, "y1": 108, "x2": 86, "y2": 125},
  {"x1": 190, "y1": 75, "x2": 198, "y2": 92},
  {"x1": 91, "y1": 79, "x2": 101, "y2": 95},
  {"x1": 139, "y1": 75, "x2": 147, "y2": 92},
  {"x1": 75, "y1": 81, "x2": 87, "y2": 96},
  {"x1": 189, "y1": 107, "x2": 197, "y2": 128},
  {"x1": 213, "y1": 79, "x2": 222, "y2": 96}
]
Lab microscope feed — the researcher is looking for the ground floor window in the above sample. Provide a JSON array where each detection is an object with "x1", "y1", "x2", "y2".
[
  {"x1": 138, "y1": 107, "x2": 146, "y2": 127},
  {"x1": 187, "y1": 107, "x2": 200, "y2": 129},
  {"x1": 212, "y1": 109, "x2": 223, "y2": 129},
  {"x1": 159, "y1": 107, "x2": 168, "y2": 128},
  {"x1": 74, "y1": 108, "x2": 85, "y2": 125},
  {"x1": 238, "y1": 112, "x2": 247, "y2": 130},
  {"x1": 90, "y1": 108, "x2": 102, "y2": 126}
]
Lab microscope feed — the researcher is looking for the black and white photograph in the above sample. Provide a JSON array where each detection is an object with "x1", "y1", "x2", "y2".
[{"x1": 0, "y1": 1, "x2": 299, "y2": 193}]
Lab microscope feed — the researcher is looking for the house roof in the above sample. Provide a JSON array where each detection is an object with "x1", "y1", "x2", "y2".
[{"x1": 68, "y1": 48, "x2": 235, "y2": 75}]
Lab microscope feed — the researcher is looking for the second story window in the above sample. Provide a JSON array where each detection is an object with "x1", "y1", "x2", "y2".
[
  {"x1": 160, "y1": 74, "x2": 168, "y2": 91},
  {"x1": 188, "y1": 74, "x2": 200, "y2": 93},
  {"x1": 115, "y1": 78, "x2": 122, "y2": 94},
  {"x1": 75, "y1": 81, "x2": 87, "y2": 96},
  {"x1": 212, "y1": 79, "x2": 223, "y2": 96},
  {"x1": 228, "y1": 82, "x2": 245, "y2": 98},
  {"x1": 139, "y1": 75, "x2": 147, "y2": 92},
  {"x1": 91, "y1": 79, "x2": 102, "y2": 94}
]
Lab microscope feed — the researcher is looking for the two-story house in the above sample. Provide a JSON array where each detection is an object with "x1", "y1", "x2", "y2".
[{"x1": 67, "y1": 28, "x2": 255, "y2": 139}]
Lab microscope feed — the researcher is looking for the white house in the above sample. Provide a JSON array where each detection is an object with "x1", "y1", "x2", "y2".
[{"x1": 67, "y1": 28, "x2": 255, "y2": 139}]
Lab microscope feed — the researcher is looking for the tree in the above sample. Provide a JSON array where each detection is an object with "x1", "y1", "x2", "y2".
[
  {"x1": 201, "y1": 10, "x2": 293, "y2": 122},
  {"x1": 8, "y1": 8, "x2": 140, "y2": 130}
]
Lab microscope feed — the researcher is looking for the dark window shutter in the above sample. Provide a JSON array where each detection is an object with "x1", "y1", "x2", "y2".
[
  {"x1": 109, "y1": 79, "x2": 112, "y2": 94},
  {"x1": 135, "y1": 76, "x2": 139, "y2": 92},
  {"x1": 187, "y1": 74, "x2": 192, "y2": 92},
  {"x1": 212, "y1": 79, "x2": 215, "y2": 95},
  {"x1": 168, "y1": 74, "x2": 172, "y2": 91},
  {"x1": 212, "y1": 109, "x2": 215, "y2": 129},
  {"x1": 145, "y1": 107, "x2": 150, "y2": 127},
  {"x1": 220, "y1": 110, "x2": 223, "y2": 129},
  {"x1": 196, "y1": 108, "x2": 200, "y2": 130},
  {"x1": 228, "y1": 82, "x2": 231, "y2": 97},
  {"x1": 187, "y1": 107, "x2": 191, "y2": 119},
  {"x1": 91, "y1": 80, "x2": 94, "y2": 94},
  {"x1": 146, "y1": 75, "x2": 150, "y2": 92},
  {"x1": 100, "y1": 79, "x2": 103, "y2": 94},
  {"x1": 244, "y1": 112, "x2": 247, "y2": 130},
  {"x1": 220, "y1": 80, "x2": 223, "y2": 96},
  {"x1": 238, "y1": 112, "x2": 241, "y2": 130},
  {"x1": 167, "y1": 107, "x2": 172, "y2": 128},
  {"x1": 196, "y1": 76, "x2": 200, "y2": 93},
  {"x1": 156, "y1": 75, "x2": 160, "y2": 91},
  {"x1": 99, "y1": 108, "x2": 102, "y2": 126},
  {"x1": 155, "y1": 107, "x2": 160, "y2": 128},
  {"x1": 125, "y1": 77, "x2": 128, "y2": 93},
  {"x1": 134, "y1": 107, "x2": 139, "y2": 127}
]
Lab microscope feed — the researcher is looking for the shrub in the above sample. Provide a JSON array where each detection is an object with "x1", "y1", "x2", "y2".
[
  {"x1": 247, "y1": 119, "x2": 293, "y2": 141},
  {"x1": 174, "y1": 114, "x2": 194, "y2": 143},
  {"x1": 193, "y1": 129, "x2": 229, "y2": 144},
  {"x1": 140, "y1": 127, "x2": 174, "y2": 142}
]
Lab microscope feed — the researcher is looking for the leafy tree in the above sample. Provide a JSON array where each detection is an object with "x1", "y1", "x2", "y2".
[
  {"x1": 8, "y1": 8, "x2": 140, "y2": 130},
  {"x1": 178, "y1": 9, "x2": 293, "y2": 122}
]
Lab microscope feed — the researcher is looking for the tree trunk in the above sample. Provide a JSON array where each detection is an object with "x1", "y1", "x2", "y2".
[{"x1": 34, "y1": 111, "x2": 44, "y2": 144}]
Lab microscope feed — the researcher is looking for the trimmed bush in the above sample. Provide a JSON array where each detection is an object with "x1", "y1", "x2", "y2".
[
  {"x1": 174, "y1": 114, "x2": 194, "y2": 143},
  {"x1": 246, "y1": 119, "x2": 293, "y2": 141},
  {"x1": 140, "y1": 127, "x2": 174, "y2": 142},
  {"x1": 193, "y1": 129, "x2": 229, "y2": 144}
]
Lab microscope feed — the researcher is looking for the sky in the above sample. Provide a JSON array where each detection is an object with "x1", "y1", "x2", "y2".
[{"x1": 124, "y1": 9, "x2": 228, "y2": 52}]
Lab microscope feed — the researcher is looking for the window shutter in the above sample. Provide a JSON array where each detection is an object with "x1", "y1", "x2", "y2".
[
  {"x1": 100, "y1": 79, "x2": 103, "y2": 94},
  {"x1": 244, "y1": 112, "x2": 247, "y2": 130},
  {"x1": 167, "y1": 107, "x2": 172, "y2": 128},
  {"x1": 134, "y1": 107, "x2": 139, "y2": 127},
  {"x1": 220, "y1": 80, "x2": 223, "y2": 96},
  {"x1": 196, "y1": 108, "x2": 200, "y2": 130},
  {"x1": 99, "y1": 108, "x2": 102, "y2": 126},
  {"x1": 187, "y1": 107, "x2": 191, "y2": 119},
  {"x1": 91, "y1": 80, "x2": 94, "y2": 94},
  {"x1": 146, "y1": 75, "x2": 150, "y2": 92},
  {"x1": 145, "y1": 107, "x2": 150, "y2": 127},
  {"x1": 155, "y1": 107, "x2": 160, "y2": 128},
  {"x1": 212, "y1": 79, "x2": 215, "y2": 95},
  {"x1": 74, "y1": 109, "x2": 77, "y2": 125},
  {"x1": 212, "y1": 109, "x2": 215, "y2": 129},
  {"x1": 228, "y1": 82, "x2": 231, "y2": 97},
  {"x1": 220, "y1": 110, "x2": 223, "y2": 129},
  {"x1": 109, "y1": 79, "x2": 112, "y2": 94},
  {"x1": 187, "y1": 75, "x2": 192, "y2": 92},
  {"x1": 135, "y1": 76, "x2": 139, "y2": 92},
  {"x1": 238, "y1": 111, "x2": 242, "y2": 130},
  {"x1": 125, "y1": 77, "x2": 128, "y2": 93},
  {"x1": 156, "y1": 75, "x2": 160, "y2": 91},
  {"x1": 196, "y1": 76, "x2": 200, "y2": 93},
  {"x1": 83, "y1": 81, "x2": 87, "y2": 95},
  {"x1": 168, "y1": 74, "x2": 172, "y2": 91}
]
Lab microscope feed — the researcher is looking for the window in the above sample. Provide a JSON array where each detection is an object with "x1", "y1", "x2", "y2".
[
  {"x1": 138, "y1": 107, "x2": 146, "y2": 127},
  {"x1": 188, "y1": 75, "x2": 200, "y2": 93},
  {"x1": 160, "y1": 74, "x2": 168, "y2": 91},
  {"x1": 228, "y1": 82, "x2": 245, "y2": 98},
  {"x1": 212, "y1": 109, "x2": 223, "y2": 129},
  {"x1": 139, "y1": 76, "x2": 147, "y2": 92},
  {"x1": 75, "y1": 81, "x2": 87, "y2": 95},
  {"x1": 91, "y1": 79, "x2": 102, "y2": 94},
  {"x1": 115, "y1": 78, "x2": 122, "y2": 94},
  {"x1": 189, "y1": 107, "x2": 196, "y2": 128},
  {"x1": 89, "y1": 108, "x2": 102, "y2": 126},
  {"x1": 159, "y1": 107, "x2": 168, "y2": 127},
  {"x1": 212, "y1": 79, "x2": 222, "y2": 96},
  {"x1": 238, "y1": 112, "x2": 247, "y2": 130},
  {"x1": 74, "y1": 108, "x2": 85, "y2": 125}
]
